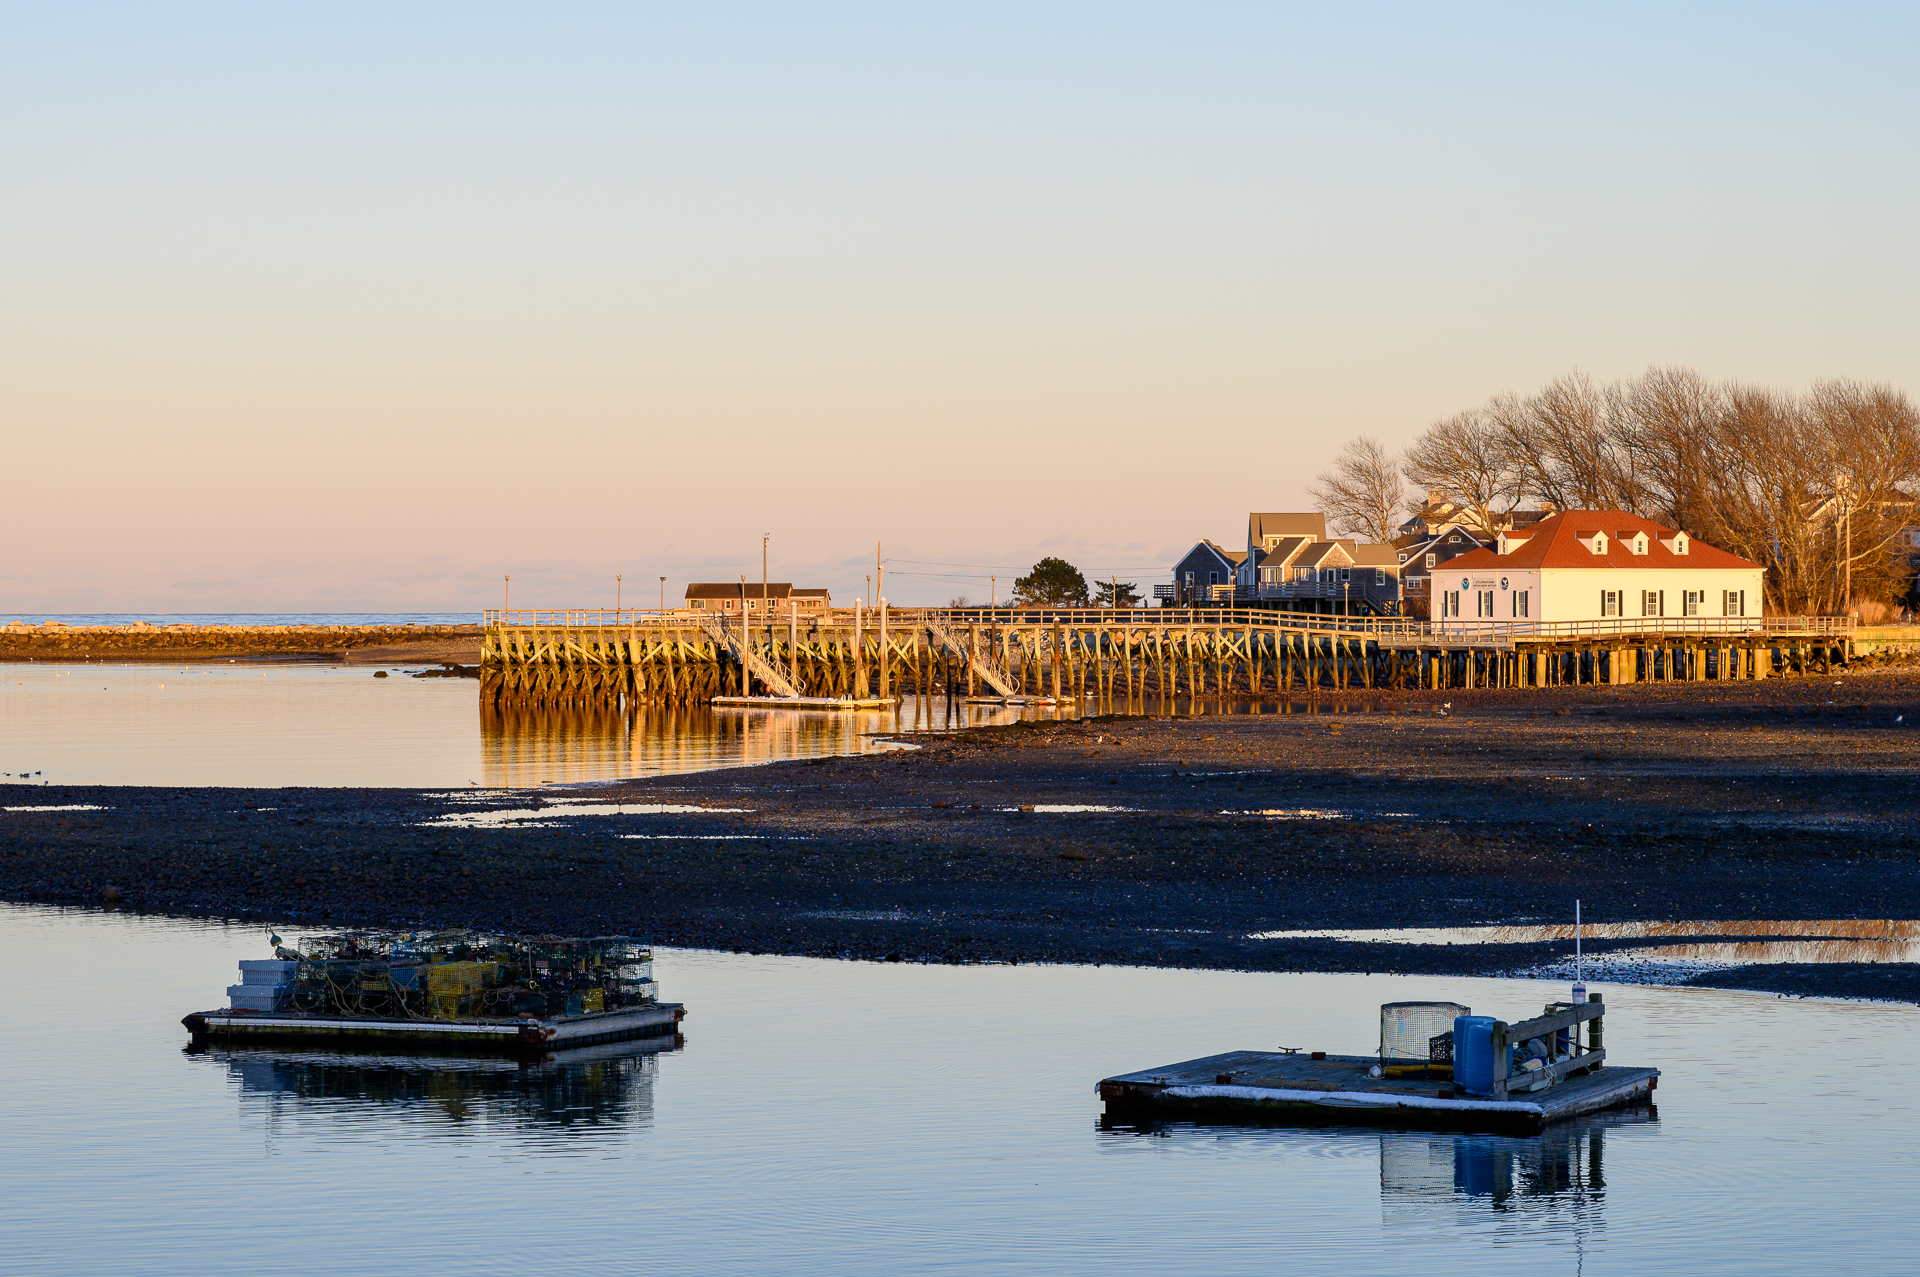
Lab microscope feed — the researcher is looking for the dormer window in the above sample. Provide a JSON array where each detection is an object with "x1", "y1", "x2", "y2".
[
  {"x1": 1620, "y1": 531, "x2": 1648, "y2": 556},
  {"x1": 1577, "y1": 530, "x2": 1607, "y2": 555},
  {"x1": 1659, "y1": 531, "x2": 1689, "y2": 555},
  {"x1": 1497, "y1": 533, "x2": 1530, "y2": 556}
]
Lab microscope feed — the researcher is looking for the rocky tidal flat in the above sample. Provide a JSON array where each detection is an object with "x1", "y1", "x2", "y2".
[
  {"x1": 4, "y1": 672, "x2": 1919, "y2": 1003},
  {"x1": 0, "y1": 622, "x2": 482, "y2": 664}
]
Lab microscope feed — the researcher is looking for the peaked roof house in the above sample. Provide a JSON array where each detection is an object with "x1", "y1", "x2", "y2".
[
  {"x1": 1166, "y1": 540, "x2": 1245, "y2": 604},
  {"x1": 1395, "y1": 528, "x2": 1487, "y2": 617},
  {"x1": 1162, "y1": 511, "x2": 1402, "y2": 613},
  {"x1": 1432, "y1": 511, "x2": 1764, "y2": 632},
  {"x1": 1248, "y1": 512, "x2": 1329, "y2": 551},
  {"x1": 1399, "y1": 490, "x2": 1557, "y2": 541}
]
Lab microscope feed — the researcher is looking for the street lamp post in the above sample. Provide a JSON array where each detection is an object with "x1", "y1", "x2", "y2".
[
  {"x1": 616, "y1": 574, "x2": 622, "y2": 621},
  {"x1": 503, "y1": 574, "x2": 510, "y2": 624},
  {"x1": 659, "y1": 576, "x2": 666, "y2": 613}
]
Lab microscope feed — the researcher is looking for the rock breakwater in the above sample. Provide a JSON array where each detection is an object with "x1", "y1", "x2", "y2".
[{"x1": 0, "y1": 623, "x2": 483, "y2": 663}]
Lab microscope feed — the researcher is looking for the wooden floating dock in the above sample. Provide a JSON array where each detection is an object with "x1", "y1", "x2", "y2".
[
  {"x1": 1099, "y1": 1051, "x2": 1657, "y2": 1134},
  {"x1": 1100, "y1": 996, "x2": 1655, "y2": 1133},
  {"x1": 183, "y1": 1000, "x2": 685, "y2": 1057},
  {"x1": 477, "y1": 605, "x2": 1856, "y2": 708}
]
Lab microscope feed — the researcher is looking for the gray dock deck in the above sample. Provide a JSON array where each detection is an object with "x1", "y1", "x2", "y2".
[{"x1": 1099, "y1": 1050, "x2": 1658, "y2": 1132}]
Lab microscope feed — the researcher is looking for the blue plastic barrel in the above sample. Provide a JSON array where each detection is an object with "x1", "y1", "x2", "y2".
[{"x1": 1454, "y1": 1015, "x2": 1499, "y2": 1096}]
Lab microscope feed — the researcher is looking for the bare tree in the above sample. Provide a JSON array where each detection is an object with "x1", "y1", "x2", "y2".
[
  {"x1": 1400, "y1": 412, "x2": 1520, "y2": 538},
  {"x1": 1307, "y1": 436, "x2": 1409, "y2": 544},
  {"x1": 1617, "y1": 365, "x2": 1724, "y2": 528},
  {"x1": 1375, "y1": 365, "x2": 1920, "y2": 614},
  {"x1": 1805, "y1": 379, "x2": 1920, "y2": 608},
  {"x1": 1488, "y1": 370, "x2": 1649, "y2": 514}
]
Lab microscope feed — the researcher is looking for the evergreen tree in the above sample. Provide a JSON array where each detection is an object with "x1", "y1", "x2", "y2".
[{"x1": 1012, "y1": 557, "x2": 1089, "y2": 606}]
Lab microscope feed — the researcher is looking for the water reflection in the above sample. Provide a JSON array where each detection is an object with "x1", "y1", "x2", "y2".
[
  {"x1": 479, "y1": 695, "x2": 1072, "y2": 787},
  {"x1": 198, "y1": 1036, "x2": 678, "y2": 1145},
  {"x1": 1379, "y1": 1108, "x2": 1653, "y2": 1231},
  {"x1": 1103, "y1": 1106, "x2": 1649, "y2": 1242}
]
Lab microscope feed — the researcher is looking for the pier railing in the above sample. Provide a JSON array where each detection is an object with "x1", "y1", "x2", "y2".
[
  {"x1": 485, "y1": 608, "x2": 696, "y2": 626},
  {"x1": 480, "y1": 606, "x2": 1855, "y2": 643},
  {"x1": 1433, "y1": 614, "x2": 1854, "y2": 641}
]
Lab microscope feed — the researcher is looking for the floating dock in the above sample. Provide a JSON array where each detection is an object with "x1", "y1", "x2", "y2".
[
  {"x1": 1098, "y1": 1050, "x2": 1656, "y2": 1133},
  {"x1": 1100, "y1": 994, "x2": 1656, "y2": 1133},
  {"x1": 183, "y1": 1000, "x2": 685, "y2": 1057}
]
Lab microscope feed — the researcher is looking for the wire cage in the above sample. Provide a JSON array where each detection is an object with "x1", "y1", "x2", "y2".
[{"x1": 1380, "y1": 1001, "x2": 1470, "y2": 1064}]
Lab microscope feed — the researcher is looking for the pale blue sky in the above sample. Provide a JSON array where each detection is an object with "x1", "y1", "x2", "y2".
[{"x1": 4, "y1": 4, "x2": 1915, "y2": 609}]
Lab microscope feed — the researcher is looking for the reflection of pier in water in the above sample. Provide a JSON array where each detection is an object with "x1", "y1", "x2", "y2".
[
  {"x1": 478, "y1": 695, "x2": 1060, "y2": 789},
  {"x1": 207, "y1": 1036, "x2": 676, "y2": 1140}
]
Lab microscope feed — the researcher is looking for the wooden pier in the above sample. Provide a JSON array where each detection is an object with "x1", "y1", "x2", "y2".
[{"x1": 477, "y1": 606, "x2": 1857, "y2": 708}]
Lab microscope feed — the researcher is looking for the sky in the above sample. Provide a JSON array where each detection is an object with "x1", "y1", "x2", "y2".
[{"x1": 4, "y1": 3, "x2": 1917, "y2": 611}]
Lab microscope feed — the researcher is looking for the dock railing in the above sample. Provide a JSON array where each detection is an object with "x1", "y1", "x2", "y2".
[{"x1": 1489, "y1": 996, "x2": 1606, "y2": 1102}]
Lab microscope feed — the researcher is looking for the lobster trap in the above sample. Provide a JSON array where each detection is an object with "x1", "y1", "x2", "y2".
[{"x1": 280, "y1": 930, "x2": 656, "y2": 1021}]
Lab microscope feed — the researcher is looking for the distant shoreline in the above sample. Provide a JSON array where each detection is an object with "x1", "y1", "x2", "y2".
[{"x1": 0, "y1": 622, "x2": 483, "y2": 664}]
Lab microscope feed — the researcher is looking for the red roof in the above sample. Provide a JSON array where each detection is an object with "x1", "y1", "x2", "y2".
[{"x1": 1443, "y1": 510, "x2": 1762, "y2": 572}]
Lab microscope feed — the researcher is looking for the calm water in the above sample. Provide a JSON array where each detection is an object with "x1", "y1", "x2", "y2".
[
  {"x1": 0, "y1": 662, "x2": 1080, "y2": 788},
  {"x1": 0, "y1": 660, "x2": 1357, "y2": 788},
  {"x1": 1, "y1": 903, "x2": 1913, "y2": 1275}
]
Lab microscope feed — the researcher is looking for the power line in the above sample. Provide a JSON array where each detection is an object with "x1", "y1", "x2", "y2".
[{"x1": 886, "y1": 560, "x2": 1160, "y2": 576}]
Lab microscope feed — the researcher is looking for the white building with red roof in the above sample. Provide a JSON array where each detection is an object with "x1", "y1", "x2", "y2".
[{"x1": 1434, "y1": 510, "x2": 1765, "y2": 632}]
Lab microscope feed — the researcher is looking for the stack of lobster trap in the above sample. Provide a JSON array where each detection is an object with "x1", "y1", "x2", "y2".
[{"x1": 241, "y1": 929, "x2": 657, "y2": 1021}]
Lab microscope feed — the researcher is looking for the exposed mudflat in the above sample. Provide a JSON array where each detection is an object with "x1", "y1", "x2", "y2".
[{"x1": 4, "y1": 671, "x2": 1919, "y2": 1002}]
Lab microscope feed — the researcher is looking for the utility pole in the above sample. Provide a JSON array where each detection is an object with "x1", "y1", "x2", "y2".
[
  {"x1": 991, "y1": 575, "x2": 997, "y2": 608},
  {"x1": 503, "y1": 574, "x2": 510, "y2": 624},
  {"x1": 616, "y1": 574, "x2": 622, "y2": 620},
  {"x1": 876, "y1": 542, "x2": 884, "y2": 606},
  {"x1": 762, "y1": 533, "x2": 770, "y2": 648},
  {"x1": 739, "y1": 575, "x2": 749, "y2": 695}
]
